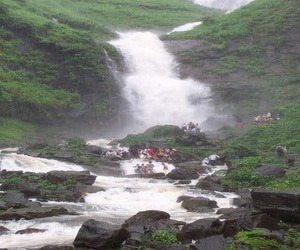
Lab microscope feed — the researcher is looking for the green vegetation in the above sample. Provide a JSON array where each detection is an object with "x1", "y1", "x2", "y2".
[
  {"x1": 0, "y1": 0, "x2": 222, "y2": 145},
  {"x1": 120, "y1": 125, "x2": 181, "y2": 147},
  {"x1": 0, "y1": 117, "x2": 35, "y2": 146},
  {"x1": 65, "y1": 137, "x2": 87, "y2": 154},
  {"x1": 226, "y1": 229, "x2": 300, "y2": 250},
  {"x1": 226, "y1": 229, "x2": 286, "y2": 250},
  {"x1": 221, "y1": 103, "x2": 300, "y2": 190},
  {"x1": 150, "y1": 228, "x2": 181, "y2": 245},
  {"x1": 0, "y1": 174, "x2": 78, "y2": 191}
]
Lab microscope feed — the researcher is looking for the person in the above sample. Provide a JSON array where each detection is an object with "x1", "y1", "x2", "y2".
[
  {"x1": 162, "y1": 162, "x2": 169, "y2": 172},
  {"x1": 276, "y1": 114, "x2": 281, "y2": 121},
  {"x1": 276, "y1": 146, "x2": 286, "y2": 157},
  {"x1": 134, "y1": 164, "x2": 142, "y2": 174},
  {"x1": 146, "y1": 161, "x2": 155, "y2": 174},
  {"x1": 208, "y1": 154, "x2": 220, "y2": 166},
  {"x1": 202, "y1": 157, "x2": 210, "y2": 166},
  {"x1": 287, "y1": 153, "x2": 296, "y2": 167}
]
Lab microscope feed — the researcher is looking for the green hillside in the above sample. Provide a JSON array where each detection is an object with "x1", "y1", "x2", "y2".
[
  {"x1": 0, "y1": 0, "x2": 222, "y2": 145},
  {"x1": 164, "y1": 0, "x2": 300, "y2": 190}
]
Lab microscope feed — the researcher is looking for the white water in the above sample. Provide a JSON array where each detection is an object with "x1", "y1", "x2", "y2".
[
  {"x1": 0, "y1": 152, "x2": 237, "y2": 248},
  {"x1": 110, "y1": 31, "x2": 214, "y2": 133},
  {"x1": 192, "y1": 0, "x2": 254, "y2": 11}
]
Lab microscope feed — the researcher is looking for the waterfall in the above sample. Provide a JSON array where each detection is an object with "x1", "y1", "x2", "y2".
[
  {"x1": 109, "y1": 31, "x2": 214, "y2": 134},
  {"x1": 192, "y1": 0, "x2": 254, "y2": 11}
]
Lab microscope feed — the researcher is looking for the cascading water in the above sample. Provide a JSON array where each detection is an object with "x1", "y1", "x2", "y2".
[
  {"x1": 109, "y1": 31, "x2": 214, "y2": 134},
  {"x1": 0, "y1": 152, "x2": 237, "y2": 248},
  {"x1": 192, "y1": 0, "x2": 254, "y2": 11}
]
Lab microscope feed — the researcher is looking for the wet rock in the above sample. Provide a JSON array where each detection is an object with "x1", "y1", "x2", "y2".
[
  {"x1": 217, "y1": 207, "x2": 252, "y2": 220},
  {"x1": 191, "y1": 234, "x2": 228, "y2": 250},
  {"x1": 16, "y1": 227, "x2": 47, "y2": 234},
  {"x1": 251, "y1": 213, "x2": 280, "y2": 231},
  {"x1": 255, "y1": 164, "x2": 286, "y2": 178},
  {"x1": 3, "y1": 191, "x2": 27, "y2": 208},
  {"x1": 251, "y1": 189, "x2": 300, "y2": 223},
  {"x1": 46, "y1": 170, "x2": 96, "y2": 185},
  {"x1": 0, "y1": 226, "x2": 10, "y2": 235},
  {"x1": 181, "y1": 196, "x2": 218, "y2": 212},
  {"x1": 178, "y1": 218, "x2": 224, "y2": 242},
  {"x1": 0, "y1": 206, "x2": 72, "y2": 220},
  {"x1": 122, "y1": 210, "x2": 171, "y2": 228},
  {"x1": 73, "y1": 219, "x2": 129, "y2": 249}
]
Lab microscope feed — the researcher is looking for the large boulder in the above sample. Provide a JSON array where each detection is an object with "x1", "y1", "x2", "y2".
[
  {"x1": 122, "y1": 210, "x2": 171, "y2": 228},
  {"x1": 251, "y1": 189, "x2": 300, "y2": 223},
  {"x1": 181, "y1": 196, "x2": 218, "y2": 212},
  {"x1": 195, "y1": 174, "x2": 229, "y2": 192},
  {"x1": 0, "y1": 206, "x2": 72, "y2": 220},
  {"x1": 255, "y1": 164, "x2": 286, "y2": 178},
  {"x1": 166, "y1": 162, "x2": 203, "y2": 180},
  {"x1": 46, "y1": 170, "x2": 96, "y2": 185},
  {"x1": 191, "y1": 235, "x2": 228, "y2": 250},
  {"x1": 178, "y1": 218, "x2": 224, "y2": 242},
  {"x1": 73, "y1": 219, "x2": 129, "y2": 249}
]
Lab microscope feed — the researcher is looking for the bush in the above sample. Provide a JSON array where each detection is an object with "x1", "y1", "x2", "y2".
[{"x1": 151, "y1": 228, "x2": 181, "y2": 245}]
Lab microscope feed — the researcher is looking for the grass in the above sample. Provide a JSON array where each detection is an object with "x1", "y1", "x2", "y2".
[
  {"x1": 0, "y1": 0, "x2": 223, "y2": 145},
  {"x1": 0, "y1": 117, "x2": 35, "y2": 146},
  {"x1": 221, "y1": 102, "x2": 300, "y2": 190}
]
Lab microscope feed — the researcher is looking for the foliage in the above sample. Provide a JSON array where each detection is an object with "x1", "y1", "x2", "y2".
[
  {"x1": 266, "y1": 173, "x2": 300, "y2": 190},
  {"x1": 286, "y1": 229, "x2": 300, "y2": 248},
  {"x1": 150, "y1": 228, "x2": 181, "y2": 245},
  {"x1": 223, "y1": 103, "x2": 300, "y2": 189},
  {"x1": 0, "y1": 117, "x2": 35, "y2": 146},
  {"x1": 65, "y1": 137, "x2": 87, "y2": 154},
  {"x1": 226, "y1": 229, "x2": 286, "y2": 250},
  {"x1": 37, "y1": 178, "x2": 77, "y2": 191}
]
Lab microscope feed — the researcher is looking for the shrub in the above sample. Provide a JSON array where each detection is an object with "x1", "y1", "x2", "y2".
[{"x1": 151, "y1": 228, "x2": 181, "y2": 245}]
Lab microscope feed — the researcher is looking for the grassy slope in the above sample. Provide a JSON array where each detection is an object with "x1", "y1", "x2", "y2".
[
  {"x1": 165, "y1": 0, "x2": 300, "y2": 190},
  {"x1": 166, "y1": 0, "x2": 300, "y2": 111},
  {"x1": 0, "y1": 0, "x2": 222, "y2": 145}
]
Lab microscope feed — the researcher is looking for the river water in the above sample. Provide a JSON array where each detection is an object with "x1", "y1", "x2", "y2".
[{"x1": 0, "y1": 151, "x2": 237, "y2": 248}]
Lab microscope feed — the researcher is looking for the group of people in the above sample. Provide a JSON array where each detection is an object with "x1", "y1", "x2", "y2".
[
  {"x1": 133, "y1": 147, "x2": 178, "y2": 162},
  {"x1": 134, "y1": 161, "x2": 169, "y2": 175},
  {"x1": 254, "y1": 113, "x2": 280, "y2": 124},
  {"x1": 276, "y1": 145, "x2": 296, "y2": 166},
  {"x1": 105, "y1": 145, "x2": 131, "y2": 160},
  {"x1": 181, "y1": 122, "x2": 201, "y2": 134}
]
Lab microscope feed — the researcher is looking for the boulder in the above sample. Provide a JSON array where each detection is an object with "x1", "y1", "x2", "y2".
[
  {"x1": 191, "y1": 235, "x2": 228, "y2": 250},
  {"x1": 251, "y1": 189, "x2": 300, "y2": 223},
  {"x1": 0, "y1": 206, "x2": 72, "y2": 220},
  {"x1": 217, "y1": 207, "x2": 252, "y2": 220},
  {"x1": 3, "y1": 191, "x2": 28, "y2": 208},
  {"x1": 73, "y1": 219, "x2": 129, "y2": 249},
  {"x1": 16, "y1": 227, "x2": 47, "y2": 234},
  {"x1": 178, "y1": 218, "x2": 224, "y2": 242},
  {"x1": 181, "y1": 196, "x2": 218, "y2": 212},
  {"x1": 166, "y1": 167, "x2": 200, "y2": 180},
  {"x1": 46, "y1": 170, "x2": 96, "y2": 185},
  {"x1": 122, "y1": 210, "x2": 171, "y2": 228},
  {"x1": 251, "y1": 213, "x2": 280, "y2": 231},
  {"x1": 195, "y1": 175, "x2": 228, "y2": 192},
  {"x1": 255, "y1": 164, "x2": 286, "y2": 178},
  {"x1": 0, "y1": 226, "x2": 10, "y2": 236}
]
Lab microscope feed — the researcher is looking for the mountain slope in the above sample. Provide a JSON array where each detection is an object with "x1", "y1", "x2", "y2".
[
  {"x1": 0, "y1": 0, "x2": 222, "y2": 144},
  {"x1": 164, "y1": 0, "x2": 300, "y2": 117}
]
